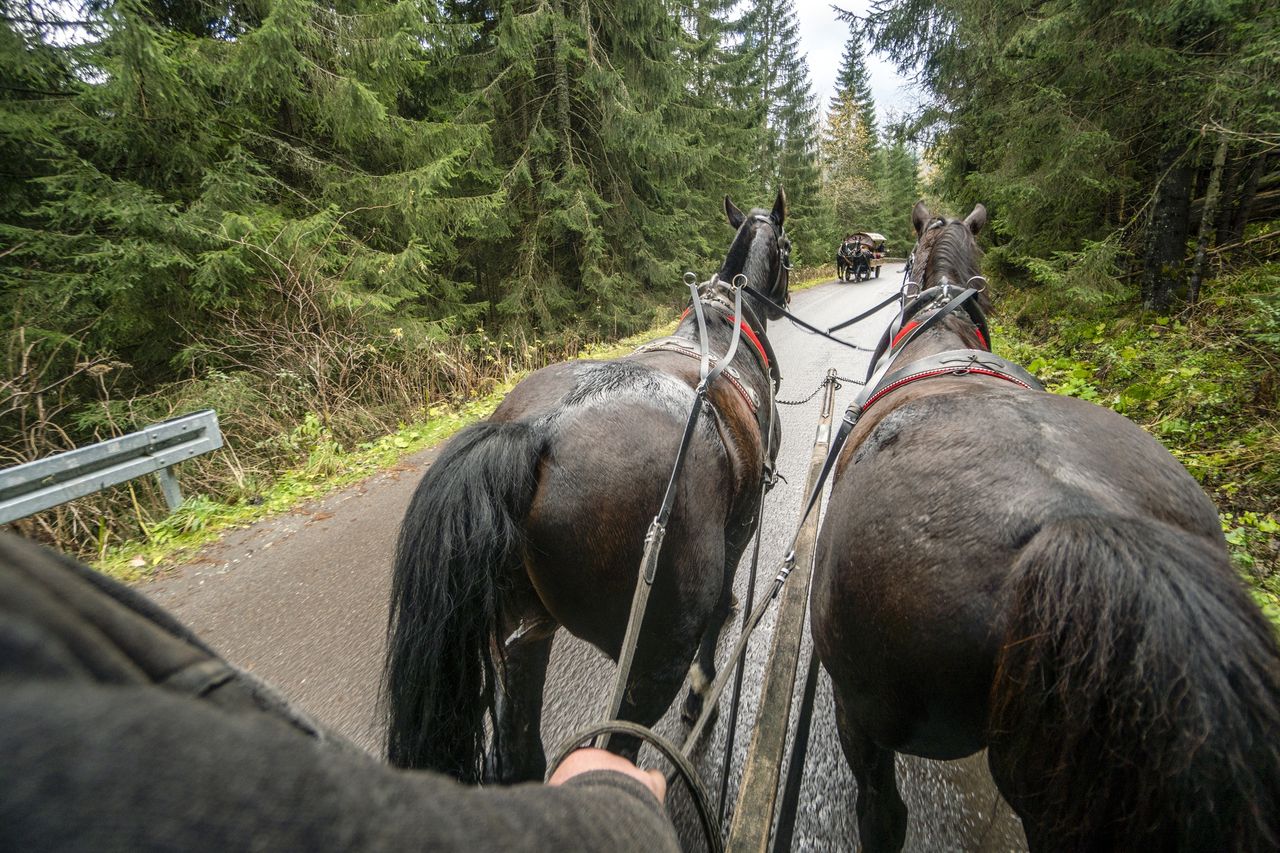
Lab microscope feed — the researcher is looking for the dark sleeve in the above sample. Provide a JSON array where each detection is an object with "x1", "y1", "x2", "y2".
[{"x1": 0, "y1": 679, "x2": 681, "y2": 853}]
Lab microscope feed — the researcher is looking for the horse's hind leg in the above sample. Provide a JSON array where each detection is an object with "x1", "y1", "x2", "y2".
[
  {"x1": 682, "y1": 572, "x2": 733, "y2": 726},
  {"x1": 486, "y1": 629, "x2": 555, "y2": 784},
  {"x1": 834, "y1": 692, "x2": 908, "y2": 852},
  {"x1": 682, "y1": 522, "x2": 753, "y2": 725},
  {"x1": 612, "y1": 648, "x2": 700, "y2": 762}
]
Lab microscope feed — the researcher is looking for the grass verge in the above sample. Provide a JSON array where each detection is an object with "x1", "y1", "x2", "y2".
[
  {"x1": 96, "y1": 264, "x2": 835, "y2": 582},
  {"x1": 95, "y1": 319, "x2": 683, "y2": 582}
]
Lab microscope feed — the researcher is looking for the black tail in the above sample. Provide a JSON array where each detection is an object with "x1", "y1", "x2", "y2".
[
  {"x1": 990, "y1": 516, "x2": 1280, "y2": 851},
  {"x1": 383, "y1": 421, "x2": 545, "y2": 781}
]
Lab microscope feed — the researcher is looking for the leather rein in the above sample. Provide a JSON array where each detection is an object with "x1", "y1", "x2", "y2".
[{"x1": 548, "y1": 269, "x2": 784, "y2": 853}]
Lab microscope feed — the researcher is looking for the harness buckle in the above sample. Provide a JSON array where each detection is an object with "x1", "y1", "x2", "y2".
[{"x1": 776, "y1": 550, "x2": 797, "y2": 583}]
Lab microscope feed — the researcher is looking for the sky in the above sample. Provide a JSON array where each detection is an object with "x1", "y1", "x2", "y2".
[{"x1": 792, "y1": 0, "x2": 919, "y2": 128}]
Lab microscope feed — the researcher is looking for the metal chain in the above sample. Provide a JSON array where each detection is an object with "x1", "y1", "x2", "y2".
[
  {"x1": 776, "y1": 369, "x2": 871, "y2": 406},
  {"x1": 777, "y1": 377, "x2": 832, "y2": 406}
]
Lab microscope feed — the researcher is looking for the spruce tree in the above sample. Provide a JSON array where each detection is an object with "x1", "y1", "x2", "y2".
[
  {"x1": 831, "y1": 28, "x2": 878, "y2": 145},
  {"x1": 820, "y1": 92, "x2": 879, "y2": 239},
  {"x1": 424, "y1": 0, "x2": 733, "y2": 335},
  {"x1": 872, "y1": 131, "x2": 921, "y2": 251},
  {"x1": 737, "y1": 0, "x2": 824, "y2": 261},
  {"x1": 858, "y1": 0, "x2": 1279, "y2": 305},
  {"x1": 0, "y1": 0, "x2": 497, "y2": 429}
]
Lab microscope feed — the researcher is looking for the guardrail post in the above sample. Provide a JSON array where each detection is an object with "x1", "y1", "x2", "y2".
[{"x1": 155, "y1": 466, "x2": 184, "y2": 512}]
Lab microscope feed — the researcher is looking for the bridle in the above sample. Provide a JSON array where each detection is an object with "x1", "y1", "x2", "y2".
[
  {"x1": 904, "y1": 217, "x2": 995, "y2": 297},
  {"x1": 902, "y1": 216, "x2": 946, "y2": 294},
  {"x1": 747, "y1": 213, "x2": 791, "y2": 311},
  {"x1": 866, "y1": 282, "x2": 993, "y2": 379}
]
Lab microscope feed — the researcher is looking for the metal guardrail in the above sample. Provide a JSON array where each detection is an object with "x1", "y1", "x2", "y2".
[{"x1": 0, "y1": 410, "x2": 223, "y2": 525}]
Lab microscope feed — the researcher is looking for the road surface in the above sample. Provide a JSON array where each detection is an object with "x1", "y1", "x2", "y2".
[{"x1": 143, "y1": 266, "x2": 1028, "y2": 851}]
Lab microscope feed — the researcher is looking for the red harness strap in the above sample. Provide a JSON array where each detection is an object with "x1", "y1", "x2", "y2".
[
  {"x1": 729, "y1": 316, "x2": 770, "y2": 372},
  {"x1": 889, "y1": 320, "x2": 919, "y2": 350},
  {"x1": 891, "y1": 319, "x2": 987, "y2": 351},
  {"x1": 861, "y1": 365, "x2": 1033, "y2": 415},
  {"x1": 678, "y1": 307, "x2": 771, "y2": 372}
]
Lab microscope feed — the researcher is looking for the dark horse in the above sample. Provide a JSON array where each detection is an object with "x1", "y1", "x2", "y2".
[
  {"x1": 385, "y1": 190, "x2": 790, "y2": 785},
  {"x1": 811, "y1": 201, "x2": 1280, "y2": 851}
]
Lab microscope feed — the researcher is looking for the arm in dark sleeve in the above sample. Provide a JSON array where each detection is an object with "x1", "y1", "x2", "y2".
[{"x1": 0, "y1": 678, "x2": 681, "y2": 853}]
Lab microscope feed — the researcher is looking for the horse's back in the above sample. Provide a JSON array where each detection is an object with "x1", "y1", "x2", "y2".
[{"x1": 813, "y1": 382, "x2": 1228, "y2": 759}]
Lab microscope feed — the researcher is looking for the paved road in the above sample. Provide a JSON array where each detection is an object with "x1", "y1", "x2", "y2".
[{"x1": 143, "y1": 266, "x2": 1027, "y2": 851}]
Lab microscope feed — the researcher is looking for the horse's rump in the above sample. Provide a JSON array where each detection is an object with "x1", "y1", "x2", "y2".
[
  {"x1": 517, "y1": 360, "x2": 732, "y2": 658},
  {"x1": 990, "y1": 514, "x2": 1280, "y2": 851}
]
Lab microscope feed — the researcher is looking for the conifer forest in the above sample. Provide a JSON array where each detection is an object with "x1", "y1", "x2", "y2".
[{"x1": 1, "y1": 0, "x2": 1277, "y2": 601}]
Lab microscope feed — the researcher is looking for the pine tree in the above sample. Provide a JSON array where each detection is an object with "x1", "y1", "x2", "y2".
[
  {"x1": 423, "y1": 0, "x2": 737, "y2": 335},
  {"x1": 820, "y1": 92, "x2": 879, "y2": 237},
  {"x1": 831, "y1": 28, "x2": 878, "y2": 145},
  {"x1": 858, "y1": 0, "x2": 1279, "y2": 306},
  {"x1": 0, "y1": 0, "x2": 498, "y2": 426},
  {"x1": 737, "y1": 0, "x2": 824, "y2": 261},
  {"x1": 872, "y1": 131, "x2": 921, "y2": 251}
]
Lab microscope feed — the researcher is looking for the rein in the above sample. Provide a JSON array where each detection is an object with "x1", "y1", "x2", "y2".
[
  {"x1": 600, "y1": 278, "x2": 751, "y2": 738},
  {"x1": 741, "y1": 284, "x2": 876, "y2": 353},
  {"x1": 790, "y1": 287, "x2": 984, "y2": 534},
  {"x1": 548, "y1": 270, "x2": 780, "y2": 853}
]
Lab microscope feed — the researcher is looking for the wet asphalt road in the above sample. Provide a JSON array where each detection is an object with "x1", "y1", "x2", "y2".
[{"x1": 143, "y1": 266, "x2": 1027, "y2": 851}]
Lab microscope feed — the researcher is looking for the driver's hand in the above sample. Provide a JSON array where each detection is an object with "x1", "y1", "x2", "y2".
[{"x1": 548, "y1": 748, "x2": 667, "y2": 804}]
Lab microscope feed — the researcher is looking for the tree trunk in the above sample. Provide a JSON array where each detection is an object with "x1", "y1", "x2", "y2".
[
  {"x1": 1140, "y1": 142, "x2": 1194, "y2": 312},
  {"x1": 1227, "y1": 151, "x2": 1268, "y2": 244},
  {"x1": 551, "y1": 1, "x2": 573, "y2": 175},
  {"x1": 1212, "y1": 148, "x2": 1241, "y2": 244},
  {"x1": 1188, "y1": 133, "x2": 1229, "y2": 304}
]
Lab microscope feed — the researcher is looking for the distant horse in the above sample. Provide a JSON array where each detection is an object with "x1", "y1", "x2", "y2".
[
  {"x1": 811, "y1": 201, "x2": 1280, "y2": 851},
  {"x1": 385, "y1": 190, "x2": 791, "y2": 785}
]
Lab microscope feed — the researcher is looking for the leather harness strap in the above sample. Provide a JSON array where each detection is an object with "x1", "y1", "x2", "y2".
[
  {"x1": 633, "y1": 337, "x2": 762, "y2": 413},
  {"x1": 678, "y1": 305, "x2": 772, "y2": 378},
  {"x1": 861, "y1": 349, "x2": 1044, "y2": 414}
]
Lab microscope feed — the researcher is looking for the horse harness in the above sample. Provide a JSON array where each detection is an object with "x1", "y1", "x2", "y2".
[
  {"x1": 634, "y1": 292, "x2": 776, "y2": 415},
  {"x1": 863, "y1": 284, "x2": 1041, "y2": 401},
  {"x1": 786, "y1": 285, "x2": 1045, "y2": 532}
]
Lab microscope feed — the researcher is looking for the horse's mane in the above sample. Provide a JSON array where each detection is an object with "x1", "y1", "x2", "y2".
[
  {"x1": 718, "y1": 208, "x2": 774, "y2": 292},
  {"x1": 922, "y1": 220, "x2": 990, "y2": 311}
]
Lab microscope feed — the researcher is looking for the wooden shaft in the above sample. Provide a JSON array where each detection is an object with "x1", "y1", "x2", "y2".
[{"x1": 726, "y1": 372, "x2": 836, "y2": 852}]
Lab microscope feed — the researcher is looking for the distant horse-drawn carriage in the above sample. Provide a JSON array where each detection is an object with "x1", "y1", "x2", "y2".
[{"x1": 835, "y1": 232, "x2": 886, "y2": 282}]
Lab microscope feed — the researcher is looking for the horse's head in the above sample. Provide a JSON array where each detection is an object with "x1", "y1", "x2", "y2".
[
  {"x1": 910, "y1": 201, "x2": 990, "y2": 314},
  {"x1": 718, "y1": 188, "x2": 791, "y2": 323},
  {"x1": 865, "y1": 201, "x2": 992, "y2": 367}
]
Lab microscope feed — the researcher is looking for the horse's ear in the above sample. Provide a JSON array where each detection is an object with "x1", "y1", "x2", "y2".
[
  {"x1": 725, "y1": 196, "x2": 746, "y2": 229},
  {"x1": 912, "y1": 200, "x2": 932, "y2": 236},
  {"x1": 771, "y1": 187, "x2": 787, "y2": 225},
  {"x1": 964, "y1": 203, "x2": 987, "y2": 235}
]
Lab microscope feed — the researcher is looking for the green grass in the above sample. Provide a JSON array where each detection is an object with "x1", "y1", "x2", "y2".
[{"x1": 96, "y1": 318, "x2": 685, "y2": 582}]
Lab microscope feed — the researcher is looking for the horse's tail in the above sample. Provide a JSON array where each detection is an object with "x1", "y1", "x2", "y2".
[
  {"x1": 383, "y1": 421, "x2": 545, "y2": 781},
  {"x1": 990, "y1": 515, "x2": 1280, "y2": 850}
]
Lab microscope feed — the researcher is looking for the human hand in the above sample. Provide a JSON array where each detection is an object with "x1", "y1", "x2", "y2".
[{"x1": 547, "y1": 748, "x2": 666, "y2": 804}]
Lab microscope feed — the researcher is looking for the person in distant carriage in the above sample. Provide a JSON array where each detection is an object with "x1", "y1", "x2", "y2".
[{"x1": 850, "y1": 242, "x2": 870, "y2": 281}]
